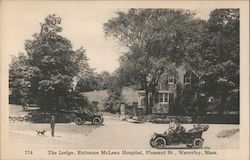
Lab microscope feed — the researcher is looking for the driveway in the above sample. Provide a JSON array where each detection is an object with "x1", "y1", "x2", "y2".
[{"x1": 8, "y1": 104, "x2": 239, "y2": 149}]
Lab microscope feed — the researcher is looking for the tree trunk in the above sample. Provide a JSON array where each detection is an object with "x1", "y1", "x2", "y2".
[
  {"x1": 149, "y1": 83, "x2": 157, "y2": 114},
  {"x1": 144, "y1": 87, "x2": 149, "y2": 115},
  {"x1": 149, "y1": 90, "x2": 155, "y2": 114},
  {"x1": 219, "y1": 95, "x2": 226, "y2": 115},
  {"x1": 142, "y1": 74, "x2": 149, "y2": 115},
  {"x1": 56, "y1": 96, "x2": 60, "y2": 111}
]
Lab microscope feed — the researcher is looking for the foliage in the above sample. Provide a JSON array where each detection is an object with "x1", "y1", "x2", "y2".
[
  {"x1": 75, "y1": 73, "x2": 98, "y2": 92},
  {"x1": 64, "y1": 91, "x2": 97, "y2": 112},
  {"x1": 196, "y1": 9, "x2": 240, "y2": 114},
  {"x1": 105, "y1": 9, "x2": 239, "y2": 115},
  {"x1": 29, "y1": 111, "x2": 75, "y2": 123},
  {"x1": 170, "y1": 9, "x2": 239, "y2": 115},
  {"x1": 75, "y1": 71, "x2": 112, "y2": 92},
  {"x1": 104, "y1": 9, "x2": 206, "y2": 114},
  {"x1": 105, "y1": 72, "x2": 123, "y2": 113},
  {"x1": 9, "y1": 53, "x2": 30, "y2": 104},
  {"x1": 170, "y1": 83, "x2": 208, "y2": 115},
  {"x1": 9, "y1": 14, "x2": 91, "y2": 110},
  {"x1": 97, "y1": 71, "x2": 113, "y2": 90}
]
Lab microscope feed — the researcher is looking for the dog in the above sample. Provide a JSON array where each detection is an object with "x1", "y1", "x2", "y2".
[{"x1": 36, "y1": 130, "x2": 46, "y2": 136}]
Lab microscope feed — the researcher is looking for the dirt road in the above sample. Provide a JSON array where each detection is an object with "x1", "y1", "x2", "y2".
[
  {"x1": 9, "y1": 118, "x2": 238, "y2": 149},
  {"x1": 8, "y1": 105, "x2": 239, "y2": 149}
]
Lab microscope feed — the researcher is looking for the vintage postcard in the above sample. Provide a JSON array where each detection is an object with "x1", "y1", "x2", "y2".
[{"x1": 0, "y1": 0, "x2": 249, "y2": 160}]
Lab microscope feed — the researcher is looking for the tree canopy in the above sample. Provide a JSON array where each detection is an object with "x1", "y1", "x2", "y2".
[
  {"x1": 104, "y1": 9, "x2": 239, "y2": 115},
  {"x1": 75, "y1": 71, "x2": 112, "y2": 92},
  {"x1": 198, "y1": 9, "x2": 240, "y2": 113},
  {"x1": 9, "y1": 14, "x2": 91, "y2": 110},
  {"x1": 104, "y1": 9, "x2": 206, "y2": 113}
]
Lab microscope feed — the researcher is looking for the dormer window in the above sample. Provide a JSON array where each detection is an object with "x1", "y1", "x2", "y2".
[{"x1": 184, "y1": 73, "x2": 191, "y2": 84}]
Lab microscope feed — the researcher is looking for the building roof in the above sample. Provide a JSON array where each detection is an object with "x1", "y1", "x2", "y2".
[
  {"x1": 121, "y1": 87, "x2": 140, "y2": 105},
  {"x1": 80, "y1": 87, "x2": 141, "y2": 106},
  {"x1": 80, "y1": 89, "x2": 109, "y2": 102}
]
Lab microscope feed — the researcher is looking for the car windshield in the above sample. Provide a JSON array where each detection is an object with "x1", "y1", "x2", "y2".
[{"x1": 84, "y1": 108, "x2": 93, "y2": 114}]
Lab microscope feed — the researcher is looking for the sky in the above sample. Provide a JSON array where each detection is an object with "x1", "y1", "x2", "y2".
[{"x1": 1, "y1": 1, "x2": 214, "y2": 73}]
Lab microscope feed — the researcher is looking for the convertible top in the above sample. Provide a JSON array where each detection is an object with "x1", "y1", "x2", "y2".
[{"x1": 186, "y1": 125, "x2": 209, "y2": 133}]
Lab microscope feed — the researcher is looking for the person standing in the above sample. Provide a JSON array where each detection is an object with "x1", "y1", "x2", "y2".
[
  {"x1": 50, "y1": 115, "x2": 55, "y2": 137},
  {"x1": 169, "y1": 118, "x2": 176, "y2": 130}
]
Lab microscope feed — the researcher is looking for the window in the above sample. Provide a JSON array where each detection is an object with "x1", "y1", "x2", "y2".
[
  {"x1": 140, "y1": 97, "x2": 145, "y2": 106},
  {"x1": 132, "y1": 102, "x2": 138, "y2": 107},
  {"x1": 168, "y1": 75, "x2": 175, "y2": 84},
  {"x1": 159, "y1": 93, "x2": 164, "y2": 103},
  {"x1": 184, "y1": 73, "x2": 191, "y2": 84},
  {"x1": 92, "y1": 101, "x2": 98, "y2": 105},
  {"x1": 158, "y1": 92, "x2": 170, "y2": 103},
  {"x1": 164, "y1": 93, "x2": 169, "y2": 102}
]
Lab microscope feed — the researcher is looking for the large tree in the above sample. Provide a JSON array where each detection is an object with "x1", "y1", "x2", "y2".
[
  {"x1": 104, "y1": 9, "x2": 205, "y2": 114},
  {"x1": 198, "y1": 9, "x2": 240, "y2": 114},
  {"x1": 9, "y1": 14, "x2": 90, "y2": 110}
]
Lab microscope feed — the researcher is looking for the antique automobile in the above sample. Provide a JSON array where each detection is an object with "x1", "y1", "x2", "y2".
[
  {"x1": 64, "y1": 94, "x2": 104, "y2": 125},
  {"x1": 74, "y1": 111, "x2": 104, "y2": 125},
  {"x1": 150, "y1": 124, "x2": 209, "y2": 149}
]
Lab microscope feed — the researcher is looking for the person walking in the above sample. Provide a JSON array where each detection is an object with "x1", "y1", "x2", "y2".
[{"x1": 50, "y1": 115, "x2": 55, "y2": 137}]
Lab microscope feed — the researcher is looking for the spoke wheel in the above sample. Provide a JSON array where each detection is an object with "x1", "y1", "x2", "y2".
[
  {"x1": 92, "y1": 117, "x2": 101, "y2": 125},
  {"x1": 154, "y1": 137, "x2": 166, "y2": 148},
  {"x1": 74, "y1": 118, "x2": 83, "y2": 125},
  {"x1": 193, "y1": 138, "x2": 203, "y2": 149}
]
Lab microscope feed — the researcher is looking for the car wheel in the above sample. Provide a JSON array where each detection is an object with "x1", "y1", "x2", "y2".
[
  {"x1": 150, "y1": 139, "x2": 155, "y2": 148},
  {"x1": 75, "y1": 118, "x2": 83, "y2": 125},
  {"x1": 92, "y1": 117, "x2": 102, "y2": 125},
  {"x1": 22, "y1": 105, "x2": 28, "y2": 110},
  {"x1": 193, "y1": 138, "x2": 203, "y2": 149},
  {"x1": 9, "y1": 117, "x2": 12, "y2": 121},
  {"x1": 154, "y1": 137, "x2": 166, "y2": 149}
]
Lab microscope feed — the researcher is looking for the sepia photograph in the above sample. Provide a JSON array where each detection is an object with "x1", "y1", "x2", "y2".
[{"x1": 1, "y1": 1, "x2": 249, "y2": 160}]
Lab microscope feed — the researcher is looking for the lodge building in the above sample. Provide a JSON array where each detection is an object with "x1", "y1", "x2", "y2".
[{"x1": 82, "y1": 64, "x2": 199, "y2": 115}]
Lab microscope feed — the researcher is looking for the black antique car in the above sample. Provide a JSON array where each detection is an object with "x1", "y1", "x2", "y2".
[
  {"x1": 74, "y1": 111, "x2": 104, "y2": 125},
  {"x1": 150, "y1": 124, "x2": 209, "y2": 149}
]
